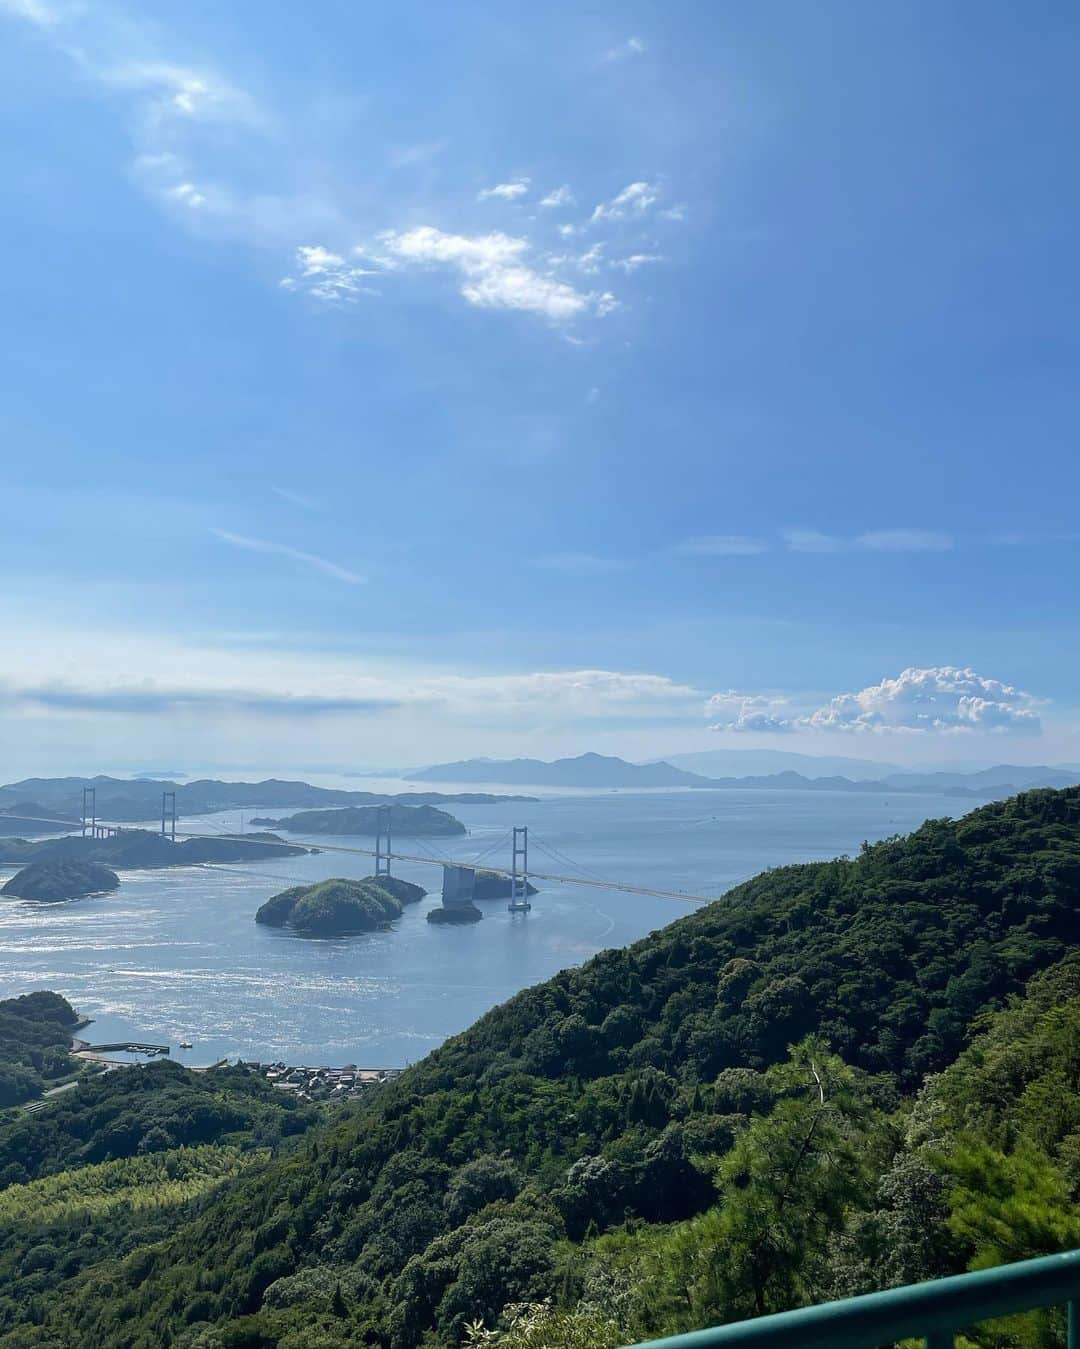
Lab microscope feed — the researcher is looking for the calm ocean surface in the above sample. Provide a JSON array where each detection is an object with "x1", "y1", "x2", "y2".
[{"x1": 0, "y1": 788, "x2": 953, "y2": 1067}]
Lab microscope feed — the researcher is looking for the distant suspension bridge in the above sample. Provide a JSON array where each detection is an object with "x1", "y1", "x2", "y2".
[{"x1": 14, "y1": 792, "x2": 717, "y2": 907}]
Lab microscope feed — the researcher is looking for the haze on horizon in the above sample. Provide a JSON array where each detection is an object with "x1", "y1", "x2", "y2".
[{"x1": 1, "y1": 2, "x2": 1078, "y2": 779}]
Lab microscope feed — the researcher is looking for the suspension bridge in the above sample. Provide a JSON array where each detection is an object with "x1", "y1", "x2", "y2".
[{"x1": 8, "y1": 793, "x2": 717, "y2": 906}]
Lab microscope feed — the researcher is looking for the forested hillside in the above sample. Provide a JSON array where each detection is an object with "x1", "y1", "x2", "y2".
[{"x1": 1, "y1": 788, "x2": 1078, "y2": 1348}]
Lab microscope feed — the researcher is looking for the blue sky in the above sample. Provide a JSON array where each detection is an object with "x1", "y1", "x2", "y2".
[{"x1": 1, "y1": 0, "x2": 1078, "y2": 775}]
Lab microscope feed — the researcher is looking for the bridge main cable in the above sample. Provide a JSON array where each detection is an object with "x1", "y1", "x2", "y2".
[{"x1": 5, "y1": 812, "x2": 715, "y2": 905}]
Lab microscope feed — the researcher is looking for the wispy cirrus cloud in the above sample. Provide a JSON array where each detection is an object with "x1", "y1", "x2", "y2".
[
  {"x1": 211, "y1": 529, "x2": 364, "y2": 584},
  {"x1": 271, "y1": 486, "x2": 320, "y2": 511},
  {"x1": 783, "y1": 527, "x2": 954, "y2": 553},
  {"x1": 279, "y1": 245, "x2": 378, "y2": 304},
  {"x1": 598, "y1": 36, "x2": 646, "y2": 65},
  {"x1": 0, "y1": 2, "x2": 679, "y2": 332}
]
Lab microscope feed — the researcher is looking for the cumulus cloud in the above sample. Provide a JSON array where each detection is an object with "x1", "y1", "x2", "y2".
[
  {"x1": 706, "y1": 691, "x2": 793, "y2": 733},
  {"x1": 674, "y1": 535, "x2": 769, "y2": 557},
  {"x1": 212, "y1": 529, "x2": 365, "y2": 584},
  {"x1": 540, "y1": 185, "x2": 575, "y2": 208},
  {"x1": 806, "y1": 666, "x2": 1040, "y2": 735},
  {"x1": 478, "y1": 178, "x2": 530, "y2": 202},
  {"x1": 705, "y1": 667, "x2": 1042, "y2": 738},
  {"x1": 591, "y1": 181, "x2": 660, "y2": 223},
  {"x1": 375, "y1": 225, "x2": 603, "y2": 322}
]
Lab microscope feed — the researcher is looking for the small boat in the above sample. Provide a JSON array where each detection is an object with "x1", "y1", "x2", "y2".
[{"x1": 178, "y1": 1041, "x2": 193, "y2": 1049}]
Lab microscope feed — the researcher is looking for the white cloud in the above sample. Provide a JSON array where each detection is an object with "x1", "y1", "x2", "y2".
[
  {"x1": 0, "y1": 0, "x2": 59, "y2": 24},
  {"x1": 270, "y1": 486, "x2": 319, "y2": 511},
  {"x1": 706, "y1": 691, "x2": 793, "y2": 734},
  {"x1": 478, "y1": 177, "x2": 530, "y2": 202},
  {"x1": 281, "y1": 245, "x2": 378, "y2": 304},
  {"x1": 783, "y1": 528, "x2": 954, "y2": 554},
  {"x1": 591, "y1": 181, "x2": 659, "y2": 223},
  {"x1": 783, "y1": 528, "x2": 844, "y2": 554},
  {"x1": 611, "y1": 253, "x2": 665, "y2": 272},
  {"x1": 212, "y1": 529, "x2": 365, "y2": 584},
  {"x1": 540, "y1": 185, "x2": 575, "y2": 208},
  {"x1": 102, "y1": 61, "x2": 257, "y2": 124},
  {"x1": 855, "y1": 529, "x2": 953, "y2": 552},
  {"x1": 807, "y1": 666, "x2": 1040, "y2": 735},
  {"x1": 169, "y1": 182, "x2": 206, "y2": 208},
  {"x1": 599, "y1": 36, "x2": 646, "y2": 65},
  {"x1": 376, "y1": 225, "x2": 603, "y2": 322},
  {"x1": 577, "y1": 242, "x2": 605, "y2": 274},
  {"x1": 675, "y1": 535, "x2": 769, "y2": 557},
  {"x1": 706, "y1": 666, "x2": 1042, "y2": 737}
]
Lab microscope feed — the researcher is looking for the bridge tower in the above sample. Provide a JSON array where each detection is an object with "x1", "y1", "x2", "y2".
[
  {"x1": 508, "y1": 825, "x2": 531, "y2": 913},
  {"x1": 161, "y1": 791, "x2": 176, "y2": 842},
  {"x1": 375, "y1": 804, "x2": 392, "y2": 879},
  {"x1": 81, "y1": 786, "x2": 96, "y2": 839}
]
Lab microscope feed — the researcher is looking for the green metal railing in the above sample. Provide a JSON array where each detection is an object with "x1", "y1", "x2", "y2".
[{"x1": 631, "y1": 1250, "x2": 1080, "y2": 1349}]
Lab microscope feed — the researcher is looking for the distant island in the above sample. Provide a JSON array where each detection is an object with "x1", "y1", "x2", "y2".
[
  {"x1": 426, "y1": 902, "x2": 482, "y2": 924},
  {"x1": 0, "y1": 830, "x2": 307, "y2": 871},
  {"x1": 255, "y1": 876, "x2": 425, "y2": 936},
  {"x1": 407, "y1": 752, "x2": 712, "y2": 788},
  {"x1": 0, "y1": 775, "x2": 534, "y2": 825},
  {"x1": 0, "y1": 802, "x2": 81, "y2": 836},
  {"x1": 1, "y1": 860, "x2": 120, "y2": 903},
  {"x1": 250, "y1": 804, "x2": 467, "y2": 837},
  {"x1": 473, "y1": 869, "x2": 538, "y2": 899},
  {"x1": 406, "y1": 753, "x2": 1080, "y2": 799}
]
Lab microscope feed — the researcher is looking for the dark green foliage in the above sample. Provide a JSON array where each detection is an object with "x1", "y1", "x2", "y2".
[
  {"x1": 0, "y1": 861, "x2": 119, "y2": 902},
  {"x1": 254, "y1": 878, "x2": 404, "y2": 934},
  {"x1": 0, "y1": 993, "x2": 78, "y2": 1107},
  {"x1": 265, "y1": 804, "x2": 467, "y2": 836},
  {"x1": 0, "y1": 1060, "x2": 315, "y2": 1187},
  {"x1": 1, "y1": 788, "x2": 1078, "y2": 1347}
]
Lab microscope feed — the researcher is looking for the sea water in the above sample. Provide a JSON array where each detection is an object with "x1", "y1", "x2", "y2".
[{"x1": 0, "y1": 788, "x2": 951, "y2": 1066}]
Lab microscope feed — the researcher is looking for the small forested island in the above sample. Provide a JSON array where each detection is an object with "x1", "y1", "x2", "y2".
[
  {"x1": 0, "y1": 829, "x2": 307, "y2": 871},
  {"x1": 0, "y1": 860, "x2": 119, "y2": 903},
  {"x1": 426, "y1": 902, "x2": 482, "y2": 924},
  {"x1": 251, "y1": 804, "x2": 467, "y2": 836},
  {"x1": 473, "y1": 868, "x2": 539, "y2": 899},
  {"x1": 255, "y1": 875, "x2": 425, "y2": 936}
]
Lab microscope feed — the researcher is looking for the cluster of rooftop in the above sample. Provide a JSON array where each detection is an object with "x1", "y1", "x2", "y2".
[{"x1": 252, "y1": 1061, "x2": 403, "y2": 1102}]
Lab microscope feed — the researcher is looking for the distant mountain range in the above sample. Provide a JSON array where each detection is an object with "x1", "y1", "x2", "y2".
[
  {"x1": 405, "y1": 753, "x2": 710, "y2": 788},
  {"x1": 660, "y1": 749, "x2": 903, "y2": 780},
  {"x1": 406, "y1": 754, "x2": 1080, "y2": 797}
]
